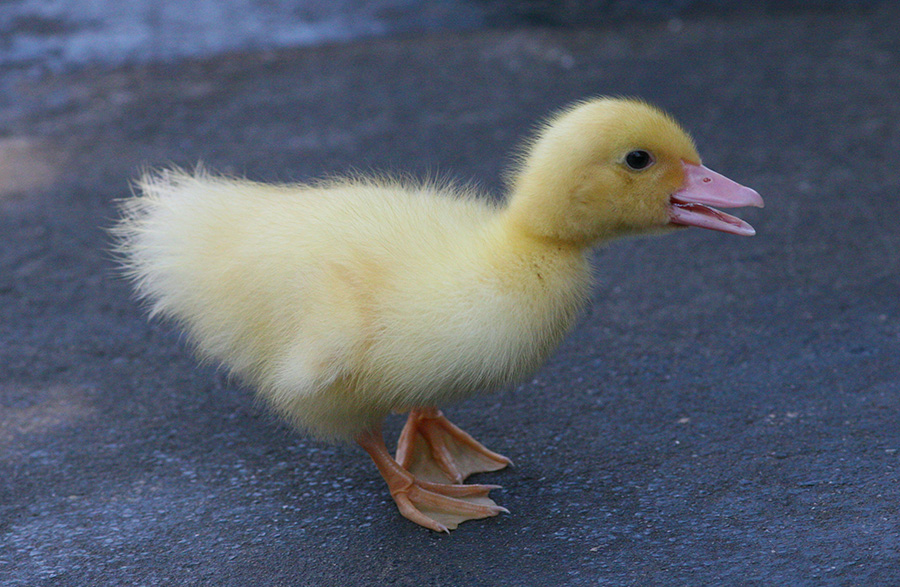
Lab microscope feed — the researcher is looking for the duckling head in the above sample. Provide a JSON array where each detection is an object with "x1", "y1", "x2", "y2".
[{"x1": 504, "y1": 98, "x2": 763, "y2": 246}]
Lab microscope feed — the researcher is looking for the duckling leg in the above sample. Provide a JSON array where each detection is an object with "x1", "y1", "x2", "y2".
[
  {"x1": 357, "y1": 426, "x2": 507, "y2": 532},
  {"x1": 395, "y1": 408, "x2": 513, "y2": 485}
]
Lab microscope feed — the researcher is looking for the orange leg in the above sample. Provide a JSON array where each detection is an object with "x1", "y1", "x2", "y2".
[
  {"x1": 395, "y1": 408, "x2": 512, "y2": 485},
  {"x1": 356, "y1": 425, "x2": 507, "y2": 532}
]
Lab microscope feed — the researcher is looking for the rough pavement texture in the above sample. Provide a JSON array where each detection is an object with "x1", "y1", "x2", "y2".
[{"x1": 2, "y1": 5, "x2": 899, "y2": 586}]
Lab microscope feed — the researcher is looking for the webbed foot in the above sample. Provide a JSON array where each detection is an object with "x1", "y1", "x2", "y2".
[
  {"x1": 357, "y1": 426, "x2": 507, "y2": 532},
  {"x1": 396, "y1": 408, "x2": 512, "y2": 485}
]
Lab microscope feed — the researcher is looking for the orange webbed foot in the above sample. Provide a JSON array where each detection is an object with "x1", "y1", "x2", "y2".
[
  {"x1": 357, "y1": 427, "x2": 507, "y2": 532},
  {"x1": 396, "y1": 408, "x2": 513, "y2": 485}
]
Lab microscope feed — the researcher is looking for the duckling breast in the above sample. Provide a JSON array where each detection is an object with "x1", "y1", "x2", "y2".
[{"x1": 349, "y1": 231, "x2": 593, "y2": 410}]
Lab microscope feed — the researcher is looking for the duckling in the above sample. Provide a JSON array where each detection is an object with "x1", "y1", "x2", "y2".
[{"x1": 112, "y1": 98, "x2": 763, "y2": 532}]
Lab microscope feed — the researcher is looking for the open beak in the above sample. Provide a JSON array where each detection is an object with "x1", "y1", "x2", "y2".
[{"x1": 669, "y1": 162, "x2": 764, "y2": 236}]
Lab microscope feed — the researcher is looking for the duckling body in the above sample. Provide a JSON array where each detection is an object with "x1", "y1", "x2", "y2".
[
  {"x1": 115, "y1": 98, "x2": 763, "y2": 532},
  {"x1": 123, "y1": 175, "x2": 590, "y2": 439}
]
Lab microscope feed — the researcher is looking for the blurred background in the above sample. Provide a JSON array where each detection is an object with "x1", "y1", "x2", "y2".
[{"x1": 0, "y1": 0, "x2": 879, "y2": 78}]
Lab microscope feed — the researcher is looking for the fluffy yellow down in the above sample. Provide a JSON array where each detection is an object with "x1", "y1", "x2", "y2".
[{"x1": 113, "y1": 98, "x2": 701, "y2": 440}]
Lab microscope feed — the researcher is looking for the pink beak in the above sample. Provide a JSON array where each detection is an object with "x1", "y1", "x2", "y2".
[{"x1": 669, "y1": 162, "x2": 764, "y2": 236}]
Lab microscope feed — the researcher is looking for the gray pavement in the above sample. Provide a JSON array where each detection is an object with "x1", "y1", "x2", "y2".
[{"x1": 2, "y1": 4, "x2": 900, "y2": 586}]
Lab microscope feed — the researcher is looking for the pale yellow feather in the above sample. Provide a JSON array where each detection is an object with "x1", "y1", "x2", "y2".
[{"x1": 112, "y1": 97, "x2": 703, "y2": 440}]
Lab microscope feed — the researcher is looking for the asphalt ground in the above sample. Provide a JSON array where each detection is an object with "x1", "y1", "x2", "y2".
[{"x1": 2, "y1": 4, "x2": 899, "y2": 586}]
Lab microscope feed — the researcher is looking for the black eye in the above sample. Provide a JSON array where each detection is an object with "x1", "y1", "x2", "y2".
[{"x1": 624, "y1": 150, "x2": 653, "y2": 171}]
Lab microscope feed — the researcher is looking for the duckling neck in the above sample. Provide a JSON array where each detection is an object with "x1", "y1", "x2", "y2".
[
  {"x1": 499, "y1": 185, "x2": 616, "y2": 250},
  {"x1": 487, "y1": 209, "x2": 592, "y2": 291},
  {"x1": 494, "y1": 214, "x2": 587, "y2": 255}
]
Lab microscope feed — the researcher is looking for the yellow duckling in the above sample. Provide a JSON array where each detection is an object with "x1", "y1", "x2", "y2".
[{"x1": 113, "y1": 97, "x2": 763, "y2": 532}]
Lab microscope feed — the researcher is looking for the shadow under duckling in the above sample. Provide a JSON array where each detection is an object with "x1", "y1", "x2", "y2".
[{"x1": 112, "y1": 97, "x2": 763, "y2": 532}]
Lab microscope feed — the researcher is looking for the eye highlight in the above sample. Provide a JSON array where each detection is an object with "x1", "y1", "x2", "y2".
[{"x1": 624, "y1": 150, "x2": 654, "y2": 171}]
